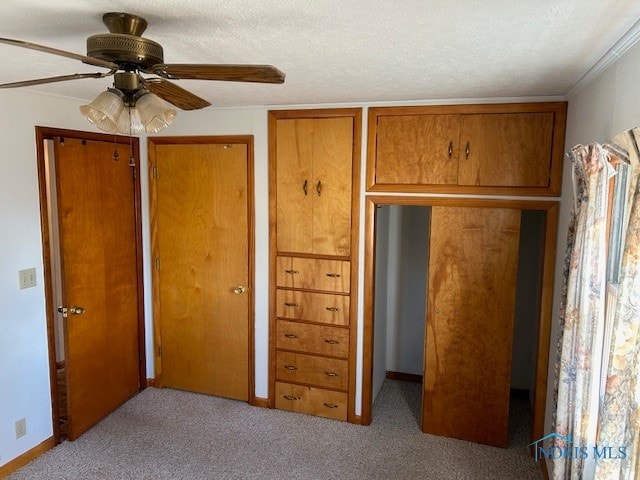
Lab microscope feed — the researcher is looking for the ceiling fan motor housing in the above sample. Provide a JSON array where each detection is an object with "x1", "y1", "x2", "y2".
[{"x1": 87, "y1": 13, "x2": 163, "y2": 69}]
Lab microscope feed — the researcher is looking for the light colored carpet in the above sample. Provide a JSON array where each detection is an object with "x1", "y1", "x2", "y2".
[{"x1": 9, "y1": 380, "x2": 543, "y2": 479}]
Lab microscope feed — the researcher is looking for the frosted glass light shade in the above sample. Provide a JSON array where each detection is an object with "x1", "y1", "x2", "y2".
[
  {"x1": 79, "y1": 90, "x2": 124, "y2": 134},
  {"x1": 136, "y1": 93, "x2": 177, "y2": 133},
  {"x1": 116, "y1": 107, "x2": 145, "y2": 135}
]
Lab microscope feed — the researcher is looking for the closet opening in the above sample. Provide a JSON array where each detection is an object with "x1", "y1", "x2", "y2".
[{"x1": 363, "y1": 197, "x2": 558, "y2": 449}]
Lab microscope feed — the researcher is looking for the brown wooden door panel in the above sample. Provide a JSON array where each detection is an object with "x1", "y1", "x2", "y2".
[
  {"x1": 155, "y1": 143, "x2": 249, "y2": 401},
  {"x1": 458, "y1": 113, "x2": 554, "y2": 187},
  {"x1": 376, "y1": 114, "x2": 460, "y2": 185},
  {"x1": 56, "y1": 137, "x2": 140, "y2": 440},
  {"x1": 312, "y1": 117, "x2": 353, "y2": 255},
  {"x1": 422, "y1": 206, "x2": 520, "y2": 447},
  {"x1": 276, "y1": 119, "x2": 314, "y2": 253},
  {"x1": 276, "y1": 256, "x2": 351, "y2": 293}
]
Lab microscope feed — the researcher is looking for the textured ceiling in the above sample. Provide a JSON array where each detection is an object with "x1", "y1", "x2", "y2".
[{"x1": 0, "y1": 0, "x2": 639, "y2": 107}]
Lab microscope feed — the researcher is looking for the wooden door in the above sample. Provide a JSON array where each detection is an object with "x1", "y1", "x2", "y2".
[
  {"x1": 312, "y1": 117, "x2": 353, "y2": 255},
  {"x1": 276, "y1": 119, "x2": 314, "y2": 254},
  {"x1": 55, "y1": 137, "x2": 140, "y2": 440},
  {"x1": 422, "y1": 206, "x2": 520, "y2": 447},
  {"x1": 153, "y1": 142, "x2": 250, "y2": 401},
  {"x1": 458, "y1": 113, "x2": 554, "y2": 187},
  {"x1": 375, "y1": 114, "x2": 460, "y2": 185}
]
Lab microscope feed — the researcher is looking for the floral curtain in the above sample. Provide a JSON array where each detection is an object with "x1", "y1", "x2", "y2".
[
  {"x1": 595, "y1": 128, "x2": 640, "y2": 480},
  {"x1": 554, "y1": 143, "x2": 615, "y2": 480}
]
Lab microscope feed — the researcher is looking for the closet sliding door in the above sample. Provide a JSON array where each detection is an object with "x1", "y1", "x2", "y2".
[{"x1": 422, "y1": 206, "x2": 520, "y2": 447}]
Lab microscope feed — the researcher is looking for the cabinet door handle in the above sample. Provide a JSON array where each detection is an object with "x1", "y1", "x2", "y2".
[
  {"x1": 448, "y1": 140, "x2": 453, "y2": 158},
  {"x1": 323, "y1": 403, "x2": 339, "y2": 409},
  {"x1": 465, "y1": 141, "x2": 470, "y2": 159},
  {"x1": 325, "y1": 371, "x2": 339, "y2": 377},
  {"x1": 284, "y1": 395, "x2": 300, "y2": 401},
  {"x1": 325, "y1": 339, "x2": 340, "y2": 345},
  {"x1": 326, "y1": 273, "x2": 341, "y2": 278},
  {"x1": 326, "y1": 307, "x2": 340, "y2": 312},
  {"x1": 284, "y1": 302, "x2": 299, "y2": 307},
  {"x1": 284, "y1": 269, "x2": 299, "y2": 275},
  {"x1": 284, "y1": 365, "x2": 298, "y2": 371},
  {"x1": 303, "y1": 179, "x2": 308, "y2": 196},
  {"x1": 316, "y1": 180, "x2": 322, "y2": 196},
  {"x1": 284, "y1": 333, "x2": 298, "y2": 339}
]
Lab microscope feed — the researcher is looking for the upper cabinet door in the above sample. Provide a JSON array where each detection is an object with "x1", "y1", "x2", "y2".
[
  {"x1": 276, "y1": 118, "x2": 314, "y2": 254},
  {"x1": 366, "y1": 103, "x2": 566, "y2": 196},
  {"x1": 312, "y1": 117, "x2": 353, "y2": 256},
  {"x1": 375, "y1": 114, "x2": 460, "y2": 185},
  {"x1": 458, "y1": 112, "x2": 554, "y2": 188}
]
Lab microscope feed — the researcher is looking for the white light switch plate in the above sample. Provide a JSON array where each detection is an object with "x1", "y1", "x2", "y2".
[{"x1": 19, "y1": 268, "x2": 36, "y2": 289}]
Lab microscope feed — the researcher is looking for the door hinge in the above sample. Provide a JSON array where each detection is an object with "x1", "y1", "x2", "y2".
[
  {"x1": 155, "y1": 257, "x2": 161, "y2": 270},
  {"x1": 132, "y1": 167, "x2": 137, "y2": 180},
  {"x1": 153, "y1": 165, "x2": 158, "y2": 179},
  {"x1": 158, "y1": 345, "x2": 162, "y2": 357}
]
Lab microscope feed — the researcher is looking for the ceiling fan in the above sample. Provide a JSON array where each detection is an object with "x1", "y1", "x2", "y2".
[{"x1": 0, "y1": 12, "x2": 285, "y2": 133}]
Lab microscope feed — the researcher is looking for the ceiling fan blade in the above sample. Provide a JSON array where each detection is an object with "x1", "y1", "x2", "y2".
[
  {"x1": 0, "y1": 71, "x2": 114, "y2": 89},
  {"x1": 0, "y1": 37, "x2": 119, "y2": 70},
  {"x1": 142, "y1": 78, "x2": 211, "y2": 110},
  {"x1": 151, "y1": 64, "x2": 285, "y2": 84}
]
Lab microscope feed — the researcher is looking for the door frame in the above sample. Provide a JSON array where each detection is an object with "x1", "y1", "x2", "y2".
[
  {"x1": 148, "y1": 135, "x2": 256, "y2": 403},
  {"x1": 36, "y1": 127, "x2": 145, "y2": 444},
  {"x1": 361, "y1": 195, "x2": 559, "y2": 444}
]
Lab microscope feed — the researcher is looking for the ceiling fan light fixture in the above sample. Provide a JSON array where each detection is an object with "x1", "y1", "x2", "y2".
[
  {"x1": 79, "y1": 89, "x2": 124, "y2": 134},
  {"x1": 116, "y1": 106, "x2": 145, "y2": 135},
  {"x1": 136, "y1": 93, "x2": 177, "y2": 133}
]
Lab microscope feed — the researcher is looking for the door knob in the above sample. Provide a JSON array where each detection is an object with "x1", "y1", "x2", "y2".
[
  {"x1": 232, "y1": 285, "x2": 247, "y2": 294},
  {"x1": 57, "y1": 306, "x2": 85, "y2": 318}
]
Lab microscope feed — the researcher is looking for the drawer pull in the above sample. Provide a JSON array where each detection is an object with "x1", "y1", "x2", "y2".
[
  {"x1": 325, "y1": 371, "x2": 339, "y2": 377},
  {"x1": 284, "y1": 395, "x2": 301, "y2": 401},
  {"x1": 284, "y1": 333, "x2": 298, "y2": 339},
  {"x1": 325, "y1": 339, "x2": 340, "y2": 345},
  {"x1": 326, "y1": 307, "x2": 340, "y2": 312},
  {"x1": 285, "y1": 269, "x2": 299, "y2": 274},
  {"x1": 284, "y1": 302, "x2": 299, "y2": 307},
  {"x1": 284, "y1": 365, "x2": 298, "y2": 371},
  {"x1": 326, "y1": 273, "x2": 341, "y2": 278},
  {"x1": 323, "y1": 402, "x2": 339, "y2": 409}
]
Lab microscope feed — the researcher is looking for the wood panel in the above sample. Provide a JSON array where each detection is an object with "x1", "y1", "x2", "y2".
[
  {"x1": 375, "y1": 114, "x2": 460, "y2": 185},
  {"x1": 312, "y1": 117, "x2": 353, "y2": 255},
  {"x1": 276, "y1": 119, "x2": 314, "y2": 253},
  {"x1": 276, "y1": 320, "x2": 349, "y2": 358},
  {"x1": 276, "y1": 256, "x2": 350, "y2": 293},
  {"x1": 458, "y1": 112, "x2": 554, "y2": 187},
  {"x1": 422, "y1": 206, "x2": 521, "y2": 447},
  {"x1": 155, "y1": 143, "x2": 249, "y2": 400},
  {"x1": 275, "y1": 382, "x2": 348, "y2": 421},
  {"x1": 276, "y1": 351, "x2": 348, "y2": 390},
  {"x1": 276, "y1": 289, "x2": 349, "y2": 326}
]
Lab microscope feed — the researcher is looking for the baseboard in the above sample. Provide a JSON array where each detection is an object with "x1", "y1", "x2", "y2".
[
  {"x1": 146, "y1": 378, "x2": 156, "y2": 388},
  {"x1": 251, "y1": 397, "x2": 270, "y2": 408},
  {"x1": 0, "y1": 436, "x2": 55, "y2": 478},
  {"x1": 386, "y1": 371, "x2": 423, "y2": 383}
]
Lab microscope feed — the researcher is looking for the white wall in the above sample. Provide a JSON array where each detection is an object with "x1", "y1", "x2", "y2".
[
  {"x1": 372, "y1": 205, "x2": 390, "y2": 402},
  {"x1": 544, "y1": 40, "x2": 640, "y2": 479},
  {"x1": 385, "y1": 206, "x2": 429, "y2": 376}
]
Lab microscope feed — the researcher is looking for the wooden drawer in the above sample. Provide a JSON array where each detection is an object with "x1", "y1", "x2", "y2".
[
  {"x1": 276, "y1": 289, "x2": 349, "y2": 326},
  {"x1": 276, "y1": 351, "x2": 348, "y2": 390},
  {"x1": 276, "y1": 320, "x2": 349, "y2": 358},
  {"x1": 275, "y1": 381, "x2": 347, "y2": 421},
  {"x1": 276, "y1": 256, "x2": 350, "y2": 293}
]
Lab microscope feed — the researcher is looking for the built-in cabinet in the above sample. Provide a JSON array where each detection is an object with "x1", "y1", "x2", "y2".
[
  {"x1": 269, "y1": 109, "x2": 361, "y2": 423},
  {"x1": 367, "y1": 103, "x2": 567, "y2": 195}
]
